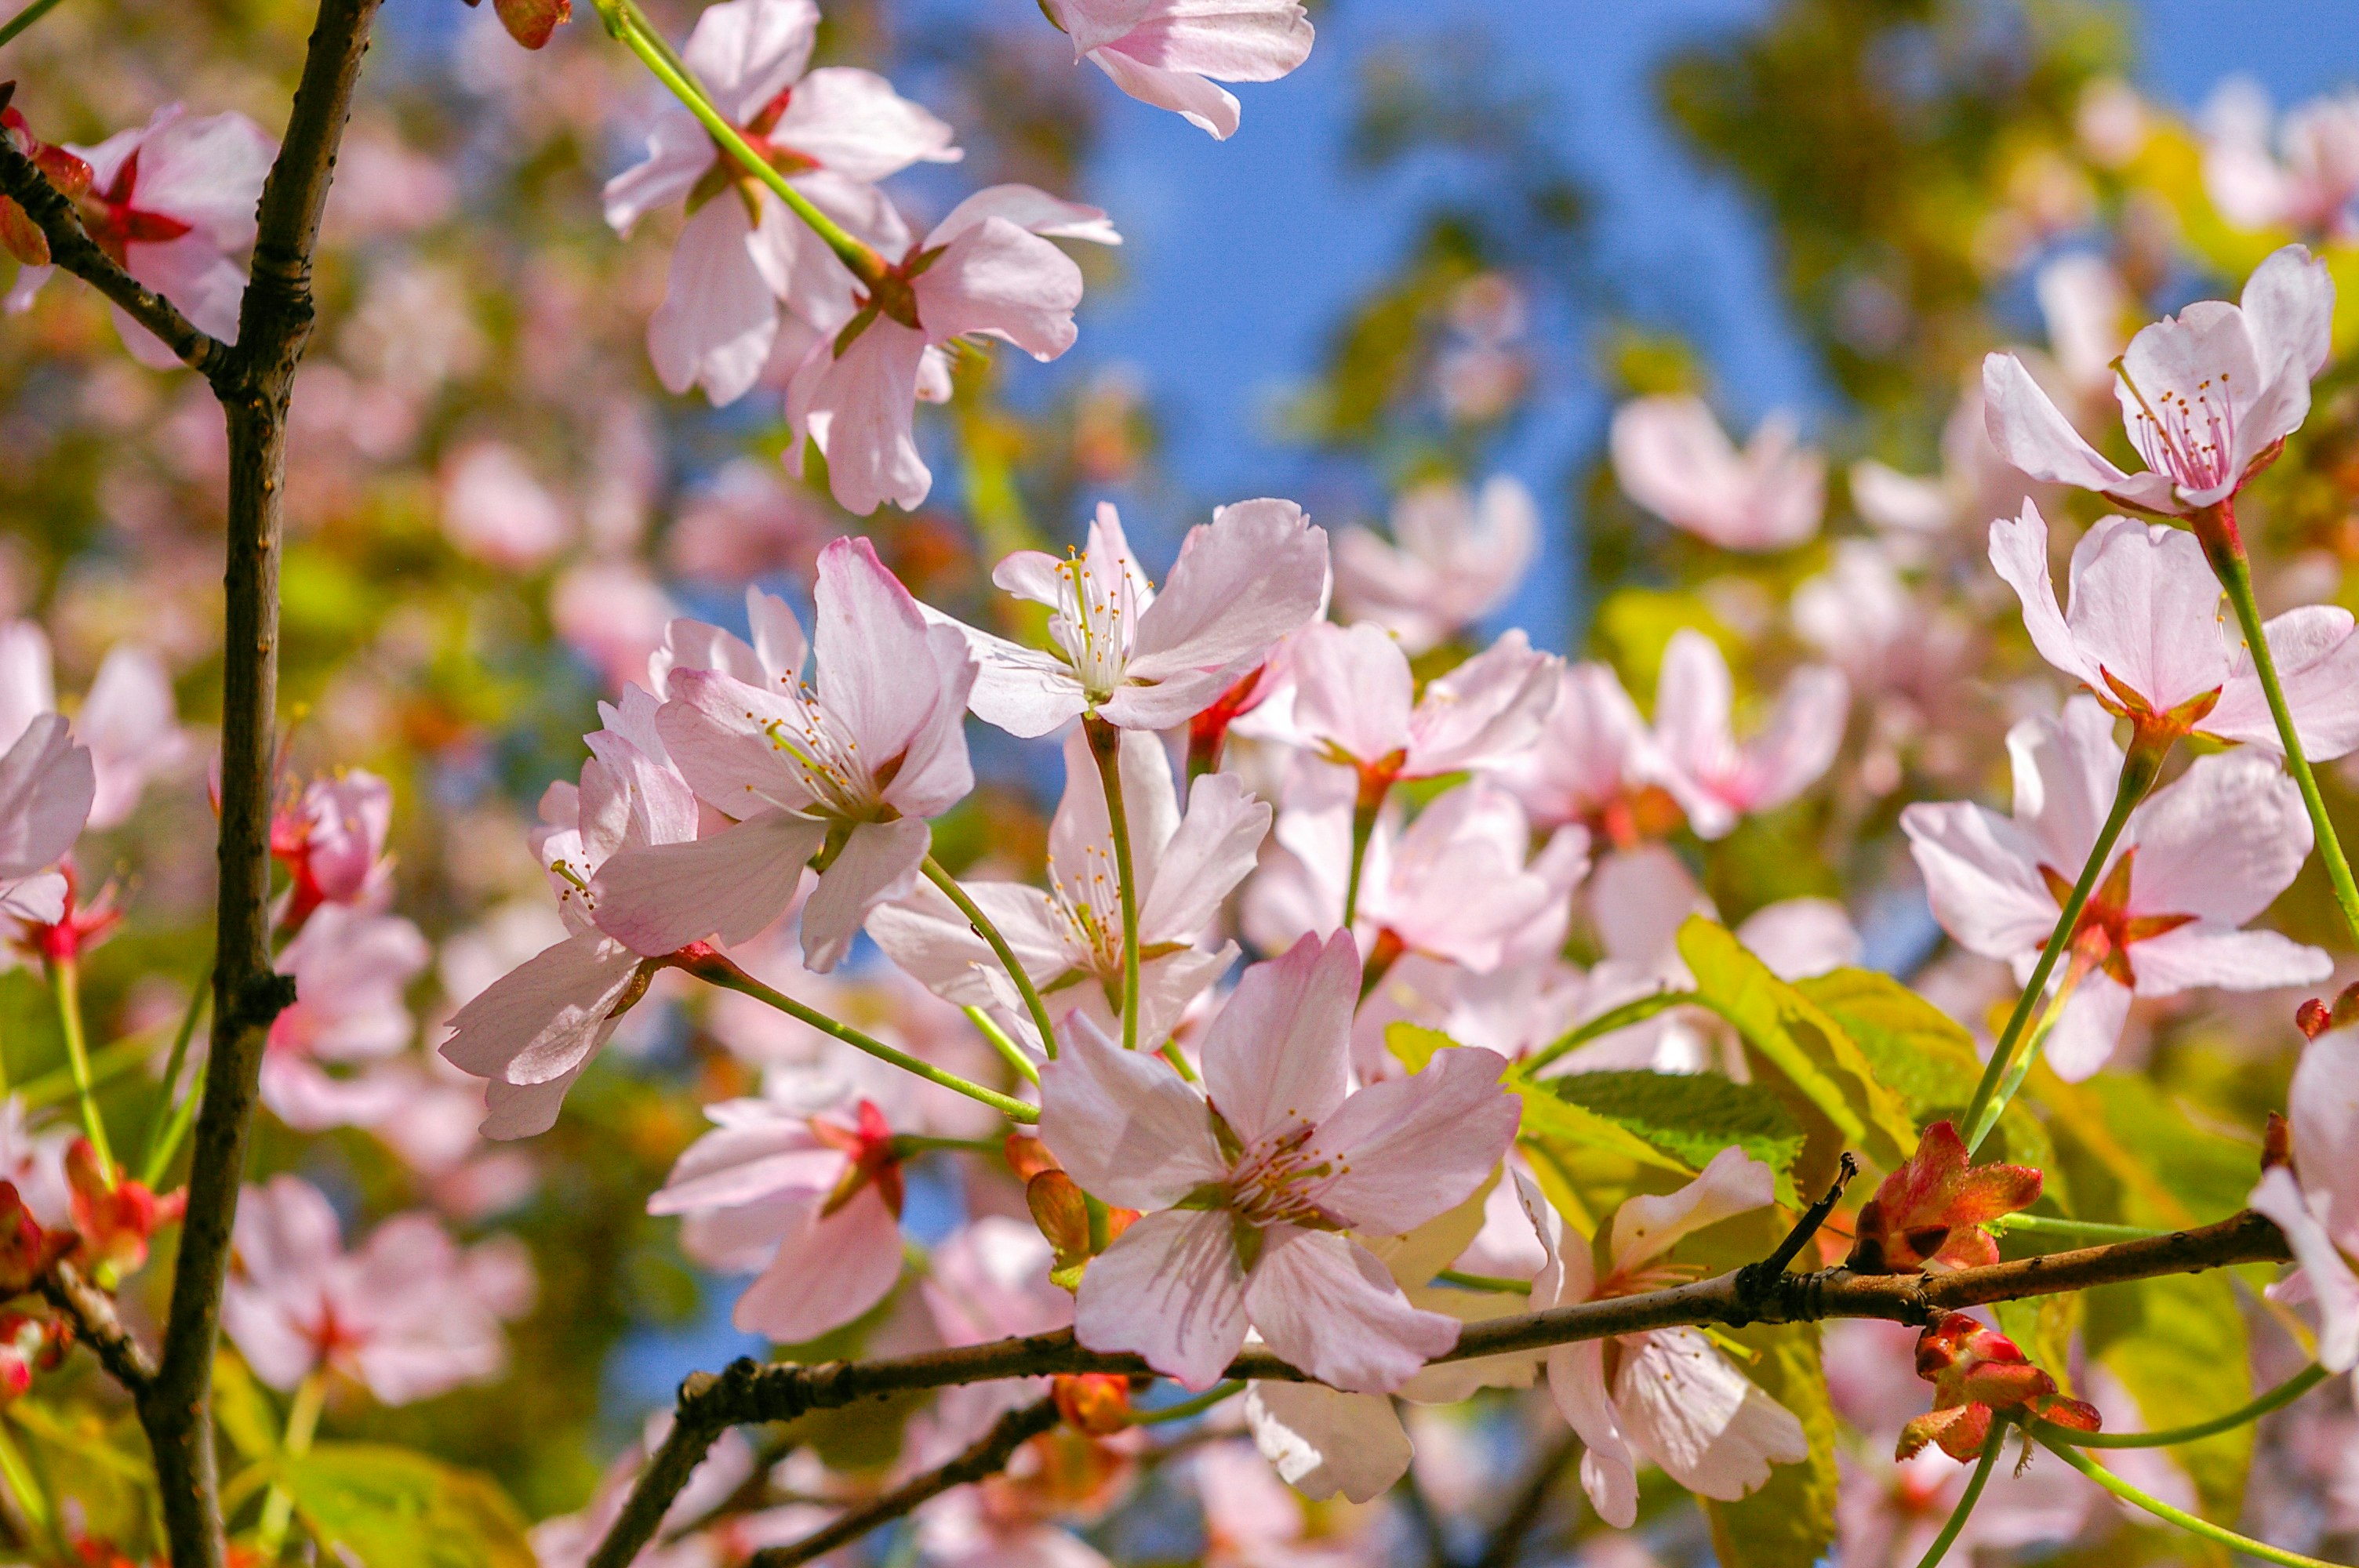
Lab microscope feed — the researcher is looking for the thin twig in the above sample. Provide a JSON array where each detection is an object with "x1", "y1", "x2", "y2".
[
  {"x1": 1738, "y1": 1152, "x2": 1857, "y2": 1300},
  {"x1": 35, "y1": 1261, "x2": 154, "y2": 1392},
  {"x1": 746, "y1": 1397, "x2": 1061, "y2": 1568}
]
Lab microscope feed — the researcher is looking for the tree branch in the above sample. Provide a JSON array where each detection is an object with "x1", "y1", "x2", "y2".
[
  {"x1": 36, "y1": 1261, "x2": 155, "y2": 1392},
  {"x1": 744, "y1": 1397, "x2": 1062, "y2": 1568},
  {"x1": 0, "y1": 136, "x2": 231, "y2": 378},
  {"x1": 139, "y1": 0, "x2": 383, "y2": 1562},
  {"x1": 583, "y1": 1209, "x2": 2291, "y2": 1568}
]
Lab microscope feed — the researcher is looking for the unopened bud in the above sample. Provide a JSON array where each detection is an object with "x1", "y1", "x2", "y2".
[
  {"x1": 1053, "y1": 1373, "x2": 1132, "y2": 1435},
  {"x1": 2263, "y1": 1111, "x2": 2294, "y2": 1173},
  {"x1": 2298, "y1": 997, "x2": 2332, "y2": 1040},
  {"x1": 1004, "y1": 1131, "x2": 1060, "y2": 1184}
]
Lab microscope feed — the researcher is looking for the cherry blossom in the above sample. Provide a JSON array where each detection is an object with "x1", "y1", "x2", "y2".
[
  {"x1": 0, "y1": 105, "x2": 93, "y2": 292},
  {"x1": 1990, "y1": 502, "x2": 2359, "y2": 756},
  {"x1": 222, "y1": 1174, "x2": 534, "y2": 1404},
  {"x1": 1278, "y1": 620, "x2": 1559, "y2": 794},
  {"x1": 1608, "y1": 394, "x2": 1823, "y2": 552},
  {"x1": 2248, "y1": 1026, "x2": 2359, "y2": 1381},
  {"x1": 936, "y1": 499, "x2": 1327, "y2": 738},
  {"x1": 1042, "y1": 0, "x2": 1313, "y2": 140},
  {"x1": 1845, "y1": 1120, "x2": 2041, "y2": 1276},
  {"x1": 1330, "y1": 477, "x2": 1536, "y2": 655},
  {"x1": 1648, "y1": 629, "x2": 1848, "y2": 840},
  {"x1": 1848, "y1": 381, "x2": 2034, "y2": 554},
  {"x1": 602, "y1": 0, "x2": 960, "y2": 405},
  {"x1": 647, "y1": 1091, "x2": 910, "y2": 1342},
  {"x1": 1902, "y1": 694, "x2": 2331, "y2": 1080},
  {"x1": 868, "y1": 727, "x2": 1267, "y2": 1049},
  {"x1": 1899, "y1": 1313, "x2": 2099, "y2": 1462},
  {"x1": 2202, "y1": 78, "x2": 2359, "y2": 238},
  {"x1": 1519, "y1": 1158, "x2": 1809, "y2": 1526},
  {"x1": 1037, "y1": 931, "x2": 1519, "y2": 1391},
  {"x1": 438, "y1": 441, "x2": 572, "y2": 569},
  {"x1": 1481, "y1": 661, "x2": 1689, "y2": 845},
  {"x1": 440, "y1": 687, "x2": 694, "y2": 1136},
  {"x1": 0, "y1": 713, "x2": 94, "y2": 929},
  {"x1": 262, "y1": 903, "x2": 433, "y2": 1131},
  {"x1": 1983, "y1": 244, "x2": 2331, "y2": 515},
  {"x1": 0, "y1": 619, "x2": 187, "y2": 832},
  {"x1": 591, "y1": 545, "x2": 976, "y2": 971},
  {"x1": 51, "y1": 106, "x2": 276, "y2": 368},
  {"x1": 784, "y1": 190, "x2": 1119, "y2": 514},
  {"x1": 270, "y1": 768, "x2": 394, "y2": 929}
]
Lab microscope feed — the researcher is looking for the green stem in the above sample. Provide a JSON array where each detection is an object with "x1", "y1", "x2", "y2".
[
  {"x1": 608, "y1": 4, "x2": 885, "y2": 289},
  {"x1": 16, "y1": 1029, "x2": 154, "y2": 1109},
  {"x1": 888, "y1": 1133, "x2": 1005, "y2": 1159},
  {"x1": 2037, "y1": 1433, "x2": 2343, "y2": 1566},
  {"x1": 1521, "y1": 990, "x2": 1696, "y2": 1075},
  {"x1": 1986, "y1": 1214, "x2": 2168, "y2": 1243},
  {"x1": 1341, "y1": 779, "x2": 1387, "y2": 931},
  {"x1": 143, "y1": 1053, "x2": 207, "y2": 1189},
  {"x1": 1960, "y1": 738, "x2": 2161, "y2": 1153},
  {"x1": 2034, "y1": 1363, "x2": 2327, "y2": 1448},
  {"x1": 0, "y1": 1417, "x2": 49, "y2": 1534},
  {"x1": 1911, "y1": 1416, "x2": 2007, "y2": 1568},
  {"x1": 45, "y1": 956, "x2": 113, "y2": 1183},
  {"x1": 138, "y1": 971, "x2": 209, "y2": 1181},
  {"x1": 925, "y1": 858, "x2": 1059, "y2": 1061},
  {"x1": 1129, "y1": 1381, "x2": 1244, "y2": 1425},
  {"x1": 256, "y1": 1368, "x2": 327, "y2": 1559},
  {"x1": 678, "y1": 949, "x2": 1038, "y2": 1123},
  {"x1": 0, "y1": 0, "x2": 68, "y2": 50},
  {"x1": 1435, "y1": 1268, "x2": 1532, "y2": 1295},
  {"x1": 2208, "y1": 521, "x2": 2359, "y2": 945},
  {"x1": 1083, "y1": 718, "x2": 1142, "y2": 1052},
  {"x1": 961, "y1": 1005, "x2": 1041, "y2": 1086},
  {"x1": 1158, "y1": 1040, "x2": 1198, "y2": 1082},
  {"x1": 1968, "y1": 953, "x2": 2089, "y2": 1151}
]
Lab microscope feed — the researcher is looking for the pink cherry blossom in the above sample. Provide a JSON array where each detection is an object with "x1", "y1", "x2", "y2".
[
  {"x1": 222, "y1": 1174, "x2": 533, "y2": 1404},
  {"x1": 602, "y1": 0, "x2": 960, "y2": 405},
  {"x1": 921, "y1": 1216, "x2": 1074, "y2": 1348},
  {"x1": 1983, "y1": 244, "x2": 2332, "y2": 514},
  {"x1": 440, "y1": 688, "x2": 696, "y2": 1136},
  {"x1": 2248, "y1": 1028, "x2": 2359, "y2": 1380},
  {"x1": 1279, "y1": 620, "x2": 1559, "y2": 789},
  {"x1": 1902, "y1": 695, "x2": 2331, "y2": 1080},
  {"x1": 1044, "y1": 0, "x2": 1313, "y2": 140},
  {"x1": 1991, "y1": 502, "x2": 2359, "y2": 756},
  {"x1": 2203, "y1": 78, "x2": 2359, "y2": 238},
  {"x1": 1038, "y1": 931, "x2": 1520, "y2": 1392},
  {"x1": 2035, "y1": 252, "x2": 2134, "y2": 396},
  {"x1": 262, "y1": 903, "x2": 433, "y2": 1131},
  {"x1": 551, "y1": 561, "x2": 681, "y2": 696},
  {"x1": 0, "y1": 713, "x2": 94, "y2": 929},
  {"x1": 1609, "y1": 394, "x2": 1824, "y2": 552},
  {"x1": 592, "y1": 544, "x2": 977, "y2": 971},
  {"x1": 438, "y1": 441, "x2": 572, "y2": 569},
  {"x1": 1649, "y1": 630, "x2": 1847, "y2": 839},
  {"x1": 1194, "y1": 1440, "x2": 1384, "y2": 1568},
  {"x1": 1330, "y1": 477, "x2": 1536, "y2": 655},
  {"x1": 0, "y1": 620, "x2": 187, "y2": 832},
  {"x1": 869, "y1": 727, "x2": 1266, "y2": 1050},
  {"x1": 1848, "y1": 381, "x2": 2036, "y2": 554},
  {"x1": 647, "y1": 1091, "x2": 908, "y2": 1342},
  {"x1": 784, "y1": 190, "x2": 1119, "y2": 514},
  {"x1": 36, "y1": 106, "x2": 277, "y2": 368},
  {"x1": 1481, "y1": 661, "x2": 1691, "y2": 844},
  {"x1": 1521, "y1": 1160, "x2": 1809, "y2": 1526},
  {"x1": 271, "y1": 768, "x2": 394, "y2": 927},
  {"x1": 938, "y1": 499, "x2": 1327, "y2": 738}
]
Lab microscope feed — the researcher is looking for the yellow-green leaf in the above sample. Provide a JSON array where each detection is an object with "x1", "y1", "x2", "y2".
[
  {"x1": 1547, "y1": 1069, "x2": 1805, "y2": 1204},
  {"x1": 212, "y1": 1352, "x2": 281, "y2": 1461},
  {"x1": 1700, "y1": 1323, "x2": 1837, "y2": 1568},
  {"x1": 278, "y1": 1443, "x2": 536, "y2": 1568}
]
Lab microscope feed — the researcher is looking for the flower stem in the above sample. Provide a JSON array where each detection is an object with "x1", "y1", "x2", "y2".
[
  {"x1": 1128, "y1": 1381, "x2": 1244, "y2": 1425},
  {"x1": 2037, "y1": 1433, "x2": 2342, "y2": 1566},
  {"x1": 961, "y1": 1005, "x2": 1041, "y2": 1085},
  {"x1": 16, "y1": 1030, "x2": 153, "y2": 1109},
  {"x1": 1912, "y1": 1416, "x2": 2007, "y2": 1568},
  {"x1": 925, "y1": 858, "x2": 1059, "y2": 1061},
  {"x1": 138, "y1": 968, "x2": 209, "y2": 1185},
  {"x1": 1968, "y1": 950, "x2": 2090, "y2": 1152},
  {"x1": 1436, "y1": 1268, "x2": 1532, "y2": 1295},
  {"x1": 1083, "y1": 717, "x2": 1143, "y2": 1052},
  {"x1": 257, "y1": 1367, "x2": 327, "y2": 1559},
  {"x1": 2205, "y1": 515, "x2": 2359, "y2": 946},
  {"x1": 673, "y1": 946, "x2": 1039, "y2": 1123},
  {"x1": 2034, "y1": 1362, "x2": 2327, "y2": 1448},
  {"x1": 1986, "y1": 1214, "x2": 2168, "y2": 1243},
  {"x1": 45, "y1": 956, "x2": 113, "y2": 1184},
  {"x1": 0, "y1": 0, "x2": 69, "y2": 50},
  {"x1": 605, "y1": 2, "x2": 885, "y2": 289},
  {"x1": 1960, "y1": 737, "x2": 2163, "y2": 1154},
  {"x1": 1341, "y1": 774, "x2": 1387, "y2": 930},
  {"x1": 1521, "y1": 989, "x2": 1695, "y2": 1075}
]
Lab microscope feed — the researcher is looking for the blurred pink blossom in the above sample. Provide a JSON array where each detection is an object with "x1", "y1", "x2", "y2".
[
  {"x1": 1043, "y1": 0, "x2": 1313, "y2": 140},
  {"x1": 1609, "y1": 394, "x2": 1823, "y2": 552},
  {"x1": 1331, "y1": 477, "x2": 1536, "y2": 655}
]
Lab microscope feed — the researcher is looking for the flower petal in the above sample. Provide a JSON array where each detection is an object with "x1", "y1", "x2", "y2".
[
  {"x1": 1074, "y1": 1206, "x2": 1249, "y2": 1390},
  {"x1": 1038, "y1": 1011, "x2": 1226, "y2": 1210},
  {"x1": 1245, "y1": 1225, "x2": 1459, "y2": 1393}
]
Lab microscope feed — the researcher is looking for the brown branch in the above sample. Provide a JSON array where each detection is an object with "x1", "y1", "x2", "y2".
[
  {"x1": 0, "y1": 137, "x2": 231, "y2": 378},
  {"x1": 36, "y1": 1261, "x2": 156, "y2": 1392},
  {"x1": 138, "y1": 0, "x2": 382, "y2": 1563},
  {"x1": 583, "y1": 1209, "x2": 2290, "y2": 1568},
  {"x1": 744, "y1": 1397, "x2": 1062, "y2": 1568}
]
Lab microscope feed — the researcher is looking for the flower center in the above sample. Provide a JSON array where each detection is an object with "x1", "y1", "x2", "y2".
[
  {"x1": 761, "y1": 686, "x2": 890, "y2": 821},
  {"x1": 1223, "y1": 1123, "x2": 1343, "y2": 1230},
  {"x1": 2117, "y1": 361, "x2": 2238, "y2": 493},
  {"x1": 1045, "y1": 840, "x2": 1125, "y2": 980},
  {"x1": 1050, "y1": 553, "x2": 1139, "y2": 702},
  {"x1": 2037, "y1": 848, "x2": 2197, "y2": 989}
]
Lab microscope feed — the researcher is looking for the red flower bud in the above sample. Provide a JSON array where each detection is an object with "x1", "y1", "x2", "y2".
[
  {"x1": 1898, "y1": 1313, "x2": 2100, "y2": 1462},
  {"x1": 1052, "y1": 1373, "x2": 1132, "y2": 1435},
  {"x1": 66, "y1": 1142, "x2": 185, "y2": 1280},
  {"x1": 1846, "y1": 1121, "x2": 2042, "y2": 1276}
]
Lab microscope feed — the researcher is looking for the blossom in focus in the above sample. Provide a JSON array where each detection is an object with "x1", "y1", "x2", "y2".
[
  {"x1": 869, "y1": 728, "x2": 1267, "y2": 1049},
  {"x1": 1331, "y1": 476, "x2": 1536, "y2": 655},
  {"x1": 270, "y1": 768, "x2": 394, "y2": 929},
  {"x1": 0, "y1": 713, "x2": 94, "y2": 929},
  {"x1": 648, "y1": 1092, "x2": 909, "y2": 1342},
  {"x1": 593, "y1": 545, "x2": 976, "y2": 971},
  {"x1": 1983, "y1": 244, "x2": 2331, "y2": 514},
  {"x1": 1845, "y1": 1120, "x2": 2041, "y2": 1275},
  {"x1": 1902, "y1": 695, "x2": 2330, "y2": 1080},
  {"x1": 0, "y1": 620, "x2": 186, "y2": 832},
  {"x1": 1649, "y1": 629, "x2": 1848, "y2": 840},
  {"x1": 1991, "y1": 502, "x2": 2359, "y2": 757},
  {"x1": 222, "y1": 1174, "x2": 534, "y2": 1404},
  {"x1": 602, "y1": 0, "x2": 960, "y2": 405},
  {"x1": 262, "y1": 903, "x2": 433, "y2": 1131},
  {"x1": 2248, "y1": 1025, "x2": 2359, "y2": 1378},
  {"x1": 1608, "y1": 394, "x2": 1823, "y2": 552},
  {"x1": 1898, "y1": 1313, "x2": 2099, "y2": 1462},
  {"x1": 1037, "y1": 932, "x2": 1519, "y2": 1392},
  {"x1": 1041, "y1": 0, "x2": 1314, "y2": 140},
  {"x1": 786, "y1": 189, "x2": 1119, "y2": 514},
  {"x1": 1279, "y1": 620, "x2": 1558, "y2": 795},
  {"x1": 48, "y1": 106, "x2": 276, "y2": 367},
  {"x1": 937, "y1": 499, "x2": 1326, "y2": 738},
  {"x1": 2203, "y1": 78, "x2": 2359, "y2": 238},
  {"x1": 1523, "y1": 1156, "x2": 1810, "y2": 1526}
]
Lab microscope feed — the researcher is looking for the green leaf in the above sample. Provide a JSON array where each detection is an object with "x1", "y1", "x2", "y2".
[
  {"x1": 1547, "y1": 1070, "x2": 1805, "y2": 1203},
  {"x1": 278, "y1": 1443, "x2": 536, "y2": 1568},
  {"x1": 1699, "y1": 1323, "x2": 1837, "y2": 1568},
  {"x1": 1677, "y1": 920, "x2": 1917, "y2": 1174},
  {"x1": 1514, "y1": 1077, "x2": 1696, "y2": 1178},
  {"x1": 1384, "y1": 1021, "x2": 1452, "y2": 1075}
]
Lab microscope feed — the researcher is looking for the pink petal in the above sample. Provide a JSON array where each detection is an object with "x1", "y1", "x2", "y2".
[
  {"x1": 1307, "y1": 1046, "x2": 1517, "y2": 1234},
  {"x1": 592, "y1": 808, "x2": 826, "y2": 956},
  {"x1": 2061, "y1": 514, "x2": 2232, "y2": 713},
  {"x1": 926, "y1": 184, "x2": 1121, "y2": 248},
  {"x1": 602, "y1": 112, "x2": 712, "y2": 234},
  {"x1": 2125, "y1": 750, "x2": 2311, "y2": 926},
  {"x1": 1243, "y1": 1383, "x2": 1408, "y2": 1503},
  {"x1": 1087, "y1": 47, "x2": 1243, "y2": 139},
  {"x1": 130, "y1": 108, "x2": 274, "y2": 250},
  {"x1": 1982, "y1": 352, "x2": 2139, "y2": 495},
  {"x1": 2292, "y1": 1030, "x2": 2359, "y2": 1258},
  {"x1": 1199, "y1": 931, "x2": 1357, "y2": 1149},
  {"x1": 2250, "y1": 1167, "x2": 2359, "y2": 1372},
  {"x1": 0, "y1": 713, "x2": 91, "y2": 878},
  {"x1": 2242, "y1": 244, "x2": 2335, "y2": 383},
  {"x1": 2125, "y1": 925, "x2": 2332, "y2": 996},
  {"x1": 1609, "y1": 1146, "x2": 1775, "y2": 1272},
  {"x1": 914, "y1": 218, "x2": 1083, "y2": 362},
  {"x1": 438, "y1": 931, "x2": 642, "y2": 1092},
  {"x1": 2211, "y1": 604, "x2": 2359, "y2": 760},
  {"x1": 1074, "y1": 1206, "x2": 1249, "y2": 1390},
  {"x1": 1244, "y1": 1225, "x2": 1458, "y2": 1393},
  {"x1": 771, "y1": 67, "x2": 959, "y2": 183},
  {"x1": 1986, "y1": 501, "x2": 2101, "y2": 691},
  {"x1": 732, "y1": 1181, "x2": 904, "y2": 1342},
  {"x1": 1900, "y1": 801, "x2": 2057, "y2": 963},
  {"x1": 880, "y1": 624, "x2": 980, "y2": 819},
  {"x1": 1289, "y1": 622, "x2": 1415, "y2": 767},
  {"x1": 2040, "y1": 971, "x2": 2133, "y2": 1082},
  {"x1": 681, "y1": 0, "x2": 819, "y2": 123},
  {"x1": 1038, "y1": 1011, "x2": 1226, "y2": 1210},
  {"x1": 1612, "y1": 1327, "x2": 1808, "y2": 1501},
  {"x1": 122, "y1": 232, "x2": 247, "y2": 348},
  {"x1": 1405, "y1": 630, "x2": 1559, "y2": 776},
  {"x1": 1138, "y1": 769, "x2": 1270, "y2": 941},
  {"x1": 1546, "y1": 1339, "x2": 1639, "y2": 1527},
  {"x1": 2009, "y1": 695, "x2": 2125, "y2": 873},
  {"x1": 802, "y1": 817, "x2": 931, "y2": 972},
  {"x1": 656, "y1": 666, "x2": 811, "y2": 811},
  {"x1": 801, "y1": 318, "x2": 932, "y2": 515},
  {"x1": 648, "y1": 196, "x2": 780, "y2": 406},
  {"x1": 1103, "y1": 0, "x2": 1314, "y2": 82},
  {"x1": 1124, "y1": 499, "x2": 1329, "y2": 690}
]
